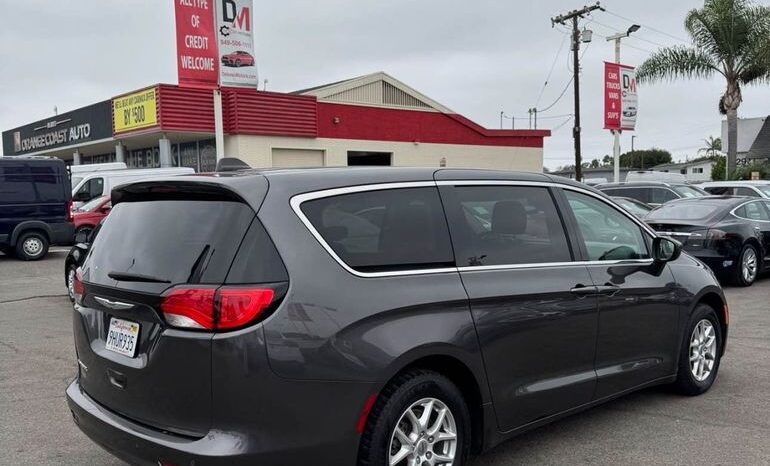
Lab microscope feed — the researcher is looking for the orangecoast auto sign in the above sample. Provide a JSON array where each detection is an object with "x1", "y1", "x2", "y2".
[{"x1": 215, "y1": 0, "x2": 258, "y2": 87}]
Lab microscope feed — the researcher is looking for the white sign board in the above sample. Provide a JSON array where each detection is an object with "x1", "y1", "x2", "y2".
[
  {"x1": 215, "y1": 0, "x2": 258, "y2": 87},
  {"x1": 619, "y1": 66, "x2": 638, "y2": 131}
]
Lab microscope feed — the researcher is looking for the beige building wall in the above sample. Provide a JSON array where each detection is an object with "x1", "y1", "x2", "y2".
[{"x1": 224, "y1": 135, "x2": 543, "y2": 172}]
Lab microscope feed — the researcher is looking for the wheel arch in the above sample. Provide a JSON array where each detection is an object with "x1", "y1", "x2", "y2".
[
  {"x1": 693, "y1": 289, "x2": 728, "y2": 356},
  {"x1": 377, "y1": 350, "x2": 487, "y2": 454},
  {"x1": 10, "y1": 221, "x2": 52, "y2": 245}
]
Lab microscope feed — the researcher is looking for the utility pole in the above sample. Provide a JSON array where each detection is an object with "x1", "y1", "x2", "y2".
[
  {"x1": 552, "y1": 2, "x2": 603, "y2": 182},
  {"x1": 607, "y1": 24, "x2": 640, "y2": 181}
]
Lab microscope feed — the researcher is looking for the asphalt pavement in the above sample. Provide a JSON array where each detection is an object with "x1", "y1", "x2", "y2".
[{"x1": 1, "y1": 250, "x2": 768, "y2": 465}]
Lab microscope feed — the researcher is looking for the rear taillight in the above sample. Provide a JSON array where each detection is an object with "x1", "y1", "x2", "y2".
[
  {"x1": 160, "y1": 286, "x2": 275, "y2": 331},
  {"x1": 66, "y1": 200, "x2": 74, "y2": 222},
  {"x1": 686, "y1": 229, "x2": 727, "y2": 248},
  {"x1": 73, "y1": 268, "x2": 84, "y2": 304}
]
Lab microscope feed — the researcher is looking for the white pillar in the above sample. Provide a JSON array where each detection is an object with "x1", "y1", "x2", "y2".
[
  {"x1": 159, "y1": 136, "x2": 172, "y2": 168},
  {"x1": 214, "y1": 89, "x2": 225, "y2": 161},
  {"x1": 115, "y1": 143, "x2": 125, "y2": 163},
  {"x1": 73, "y1": 150, "x2": 81, "y2": 165},
  {"x1": 612, "y1": 38, "x2": 622, "y2": 183}
]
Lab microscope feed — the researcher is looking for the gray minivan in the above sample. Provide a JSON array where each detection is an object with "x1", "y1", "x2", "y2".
[{"x1": 67, "y1": 167, "x2": 728, "y2": 465}]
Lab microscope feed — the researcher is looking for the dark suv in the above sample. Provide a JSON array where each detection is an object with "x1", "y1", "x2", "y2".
[
  {"x1": 67, "y1": 168, "x2": 728, "y2": 466},
  {"x1": 596, "y1": 181, "x2": 707, "y2": 207},
  {"x1": 0, "y1": 156, "x2": 74, "y2": 260}
]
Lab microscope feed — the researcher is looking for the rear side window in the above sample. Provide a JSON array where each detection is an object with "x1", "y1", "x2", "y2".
[
  {"x1": 735, "y1": 202, "x2": 770, "y2": 221},
  {"x1": 442, "y1": 186, "x2": 572, "y2": 267},
  {"x1": 226, "y1": 220, "x2": 288, "y2": 283},
  {"x1": 0, "y1": 169, "x2": 34, "y2": 203},
  {"x1": 84, "y1": 200, "x2": 255, "y2": 291},
  {"x1": 735, "y1": 187, "x2": 760, "y2": 197},
  {"x1": 300, "y1": 187, "x2": 454, "y2": 272},
  {"x1": 705, "y1": 186, "x2": 731, "y2": 195},
  {"x1": 651, "y1": 188, "x2": 677, "y2": 204}
]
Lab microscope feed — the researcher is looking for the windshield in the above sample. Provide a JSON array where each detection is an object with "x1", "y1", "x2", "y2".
[
  {"x1": 672, "y1": 185, "x2": 707, "y2": 198},
  {"x1": 71, "y1": 175, "x2": 84, "y2": 188},
  {"x1": 757, "y1": 185, "x2": 770, "y2": 197},
  {"x1": 78, "y1": 196, "x2": 107, "y2": 212},
  {"x1": 615, "y1": 198, "x2": 651, "y2": 215},
  {"x1": 646, "y1": 202, "x2": 723, "y2": 221}
]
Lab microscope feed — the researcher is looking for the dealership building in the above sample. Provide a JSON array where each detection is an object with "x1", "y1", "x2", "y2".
[{"x1": 2, "y1": 72, "x2": 549, "y2": 172}]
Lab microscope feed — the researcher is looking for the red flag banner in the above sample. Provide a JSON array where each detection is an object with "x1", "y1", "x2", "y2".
[
  {"x1": 175, "y1": 0, "x2": 219, "y2": 88},
  {"x1": 604, "y1": 62, "x2": 638, "y2": 131}
]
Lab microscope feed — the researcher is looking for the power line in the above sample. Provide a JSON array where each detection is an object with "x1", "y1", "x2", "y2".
[
  {"x1": 589, "y1": 18, "x2": 668, "y2": 47},
  {"x1": 604, "y1": 9, "x2": 690, "y2": 43},
  {"x1": 535, "y1": 33, "x2": 570, "y2": 107}
]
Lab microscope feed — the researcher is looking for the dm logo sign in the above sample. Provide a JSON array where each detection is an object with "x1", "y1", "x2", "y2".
[{"x1": 216, "y1": 0, "x2": 258, "y2": 87}]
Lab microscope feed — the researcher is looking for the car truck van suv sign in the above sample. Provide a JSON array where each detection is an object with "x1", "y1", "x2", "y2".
[{"x1": 604, "y1": 62, "x2": 638, "y2": 131}]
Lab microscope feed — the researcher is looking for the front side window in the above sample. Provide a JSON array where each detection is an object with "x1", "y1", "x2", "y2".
[
  {"x1": 565, "y1": 190, "x2": 650, "y2": 261},
  {"x1": 301, "y1": 187, "x2": 454, "y2": 272},
  {"x1": 443, "y1": 186, "x2": 572, "y2": 267},
  {"x1": 735, "y1": 187, "x2": 760, "y2": 198}
]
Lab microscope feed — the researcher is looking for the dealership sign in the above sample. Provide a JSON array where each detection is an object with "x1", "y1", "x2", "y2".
[
  {"x1": 1, "y1": 101, "x2": 112, "y2": 156},
  {"x1": 215, "y1": 0, "x2": 258, "y2": 87},
  {"x1": 175, "y1": 0, "x2": 219, "y2": 88},
  {"x1": 604, "y1": 62, "x2": 638, "y2": 131},
  {"x1": 113, "y1": 88, "x2": 159, "y2": 134}
]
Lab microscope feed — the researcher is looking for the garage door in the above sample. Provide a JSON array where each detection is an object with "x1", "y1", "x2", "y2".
[{"x1": 271, "y1": 149, "x2": 324, "y2": 168}]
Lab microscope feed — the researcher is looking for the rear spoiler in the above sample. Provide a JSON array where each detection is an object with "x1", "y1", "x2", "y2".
[{"x1": 112, "y1": 180, "x2": 248, "y2": 205}]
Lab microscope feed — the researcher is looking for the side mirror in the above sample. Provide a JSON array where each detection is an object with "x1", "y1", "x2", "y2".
[
  {"x1": 74, "y1": 231, "x2": 90, "y2": 244},
  {"x1": 653, "y1": 236, "x2": 682, "y2": 263}
]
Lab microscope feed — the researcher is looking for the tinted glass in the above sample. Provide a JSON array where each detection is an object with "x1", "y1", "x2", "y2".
[
  {"x1": 33, "y1": 174, "x2": 62, "y2": 202},
  {"x1": 301, "y1": 187, "x2": 454, "y2": 272},
  {"x1": 0, "y1": 169, "x2": 34, "y2": 204},
  {"x1": 565, "y1": 191, "x2": 649, "y2": 261},
  {"x1": 651, "y1": 188, "x2": 678, "y2": 204},
  {"x1": 614, "y1": 198, "x2": 651, "y2": 215},
  {"x1": 444, "y1": 186, "x2": 572, "y2": 266},
  {"x1": 226, "y1": 219, "x2": 289, "y2": 283},
  {"x1": 84, "y1": 200, "x2": 255, "y2": 292},
  {"x1": 735, "y1": 202, "x2": 770, "y2": 221},
  {"x1": 735, "y1": 187, "x2": 760, "y2": 197},
  {"x1": 672, "y1": 185, "x2": 707, "y2": 198},
  {"x1": 646, "y1": 202, "x2": 724, "y2": 221},
  {"x1": 704, "y1": 186, "x2": 730, "y2": 195}
]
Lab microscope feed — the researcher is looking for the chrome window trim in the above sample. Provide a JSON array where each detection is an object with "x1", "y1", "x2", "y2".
[{"x1": 290, "y1": 180, "x2": 658, "y2": 278}]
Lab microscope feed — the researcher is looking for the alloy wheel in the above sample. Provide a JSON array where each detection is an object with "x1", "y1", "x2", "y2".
[
  {"x1": 388, "y1": 397, "x2": 457, "y2": 466},
  {"x1": 742, "y1": 247, "x2": 757, "y2": 284},
  {"x1": 67, "y1": 267, "x2": 76, "y2": 300},
  {"x1": 689, "y1": 319, "x2": 717, "y2": 382}
]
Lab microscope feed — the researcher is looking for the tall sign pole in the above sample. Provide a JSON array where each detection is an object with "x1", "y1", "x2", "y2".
[{"x1": 552, "y1": 2, "x2": 603, "y2": 182}]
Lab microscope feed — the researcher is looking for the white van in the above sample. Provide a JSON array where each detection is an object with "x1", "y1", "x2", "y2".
[
  {"x1": 69, "y1": 162, "x2": 127, "y2": 175},
  {"x1": 71, "y1": 167, "x2": 195, "y2": 206},
  {"x1": 625, "y1": 170, "x2": 687, "y2": 183}
]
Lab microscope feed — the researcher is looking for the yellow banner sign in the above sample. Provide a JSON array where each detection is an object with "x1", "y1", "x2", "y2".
[{"x1": 113, "y1": 88, "x2": 158, "y2": 134}]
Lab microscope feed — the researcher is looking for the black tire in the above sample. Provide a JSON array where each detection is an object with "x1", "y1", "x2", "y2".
[
  {"x1": 65, "y1": 263, "x2": 77, "y2": 303},
  {"x1": 358, "y1": 369, "x2": 471, "y2": 466},
  {"x1": 15, "y1": 231, "x2": 49, "y2": 261},
  {"x1": 732, "y1": 243, "x2": 759, "y2": 287},
  {"x1": 673, "y1": 304, "x2": 723, "y2": 396}
]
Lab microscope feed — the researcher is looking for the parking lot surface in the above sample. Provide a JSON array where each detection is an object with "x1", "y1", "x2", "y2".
[{"x1": 1, "y1": 250, "x2": 769, "y2": 465}]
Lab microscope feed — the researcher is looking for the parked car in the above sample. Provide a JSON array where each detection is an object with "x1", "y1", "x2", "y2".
[
  {"x1": 596, "y1": 181, "x2": 708, "y2": 207},
  {"x1": 701, "y1": 181, "x2": 770, "y2": 199},
  {"x1": 646, "y1": 195, "x2": 770, "y2": 286},
  {"x1": 67, "y1": 167, "x2": 728, "y2": 466},
  {"x1": 625, "y1": 170, "x2": 687, "y2": 183},
  {"x1": 0, "y1": 156, "x2": 74, "y2": 260},
  {"x1": 72, "y1": 196, "x2": 110, "y2": 239},
  {"x1": 611, "y1": 196, "x2": 654, "y2": 218},
  {"x1": 71, "y1": 167, "x2": 194, "y2": 207},
  {"x1": 65, "y1": 228, "x2": 93, "y2": 302},
  {"x1": 221, "y1": 50, "x2": 255, "y2": 67},
  {"x1": 69, "y1": 162, "x2": 127, "y2": 176}
]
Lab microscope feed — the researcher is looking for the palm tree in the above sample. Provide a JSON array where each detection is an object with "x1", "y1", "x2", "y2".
[
  {"x1": 698, "y1": 135, "x2": 722, "y2": 157},
  {"x1": 636, "y1": 0, "x2": 770, "y2": 177}
]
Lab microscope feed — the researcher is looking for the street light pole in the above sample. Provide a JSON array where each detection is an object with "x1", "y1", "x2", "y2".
[{"x1": 606, "y1": 24, "x2": 640, "y2": 182}]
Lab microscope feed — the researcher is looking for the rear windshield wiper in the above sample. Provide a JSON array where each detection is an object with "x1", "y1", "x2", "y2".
[{"x1": 108, "y1": 272, "x2": 171, "y2": 283}]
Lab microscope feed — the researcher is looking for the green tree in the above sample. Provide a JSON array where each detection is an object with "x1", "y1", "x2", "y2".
[
  {"x1": 711, "y1": 155, "x2": 726, "y2": 180},
  {"x1": 589, "y1": 158, "x2": 601, "y2": 168},
  {"x1": 636, "y1": 0, "x2": 770, "y2": 177},
  {"x1": 619, "y1": 148, "x2": 673, "y2": 169},
  {"x1": 699, "y1": 135, "x2": 722, "y2": 157},
  {"x1": 602, "y1": 155, "x2": 613, "y2": 167}
]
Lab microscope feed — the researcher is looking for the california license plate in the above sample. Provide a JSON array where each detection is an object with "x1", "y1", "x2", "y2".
[{"x1": 105, "y1": 317, "x2": 140, "y2": 358}]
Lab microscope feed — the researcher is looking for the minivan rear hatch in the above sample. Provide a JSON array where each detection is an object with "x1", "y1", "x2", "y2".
[{"x1": 74, "y1": 180, "x2": 264, "y2": 437}]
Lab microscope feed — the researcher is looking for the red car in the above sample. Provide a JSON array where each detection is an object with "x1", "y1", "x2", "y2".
[
  {"x1": 72, "y1": 196, "x2": 111, "y2": 239},
  {"x1": 221, "y1": 50, "x2": 255, "y2": 67}
]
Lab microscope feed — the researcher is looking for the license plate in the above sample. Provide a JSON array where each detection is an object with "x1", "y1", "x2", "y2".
[{"x1": 105, "y1": 317, "x2": 140, "y2": 358}]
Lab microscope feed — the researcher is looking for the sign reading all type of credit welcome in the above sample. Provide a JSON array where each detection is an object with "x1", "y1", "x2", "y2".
[
  {"x1": 175, "y1": 0, "x2": 219, "y2": 88},
  {"x1": 113, "y1": 88, "x2": 158, "y2": 134}
]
